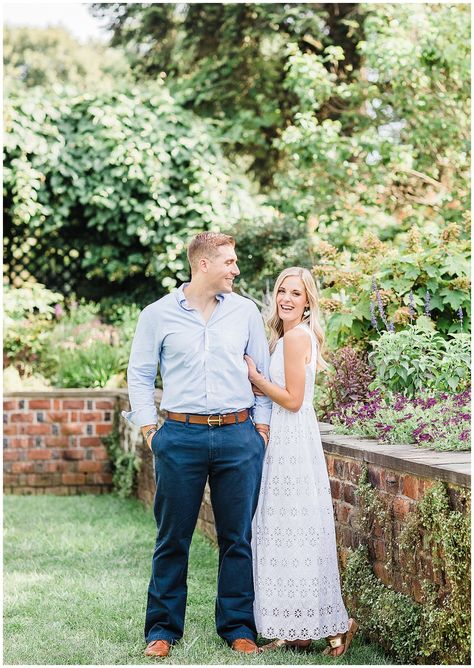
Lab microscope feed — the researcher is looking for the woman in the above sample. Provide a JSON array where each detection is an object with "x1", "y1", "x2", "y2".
[{"x1": 245, "y1": 267, "x2": 357, "y2": 657}]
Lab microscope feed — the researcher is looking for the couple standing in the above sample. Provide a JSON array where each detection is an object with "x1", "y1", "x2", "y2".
[{"x1": 123, "y1": 232, "x2": 357, "y2": 658}]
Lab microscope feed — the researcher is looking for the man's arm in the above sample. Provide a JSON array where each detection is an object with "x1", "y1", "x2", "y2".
[
  {"x1": 246, "y1": 303, "x2": 272, "y2": 438},
  {"x1": 121, "y1": 306, "x2": 161, "y2": 446}
]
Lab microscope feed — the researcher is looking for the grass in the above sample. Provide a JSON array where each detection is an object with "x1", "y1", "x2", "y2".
[{"x1": 3, "y1": 494, "x2": 395, "y2": 665}]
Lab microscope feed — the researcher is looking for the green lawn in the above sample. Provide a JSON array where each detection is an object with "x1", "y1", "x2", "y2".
[{"x1": 3, "y1": 495, "x2": 394, "y2": 665}]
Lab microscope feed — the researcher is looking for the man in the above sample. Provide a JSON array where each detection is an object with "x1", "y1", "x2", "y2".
[{"x1": 122, "y1": 232, "x2": 271, "y2": 657}]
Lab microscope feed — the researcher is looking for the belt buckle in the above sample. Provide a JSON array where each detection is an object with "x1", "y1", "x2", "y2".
[{"x1": 207, "y1": 414, "x2": 223, "y2": 427}]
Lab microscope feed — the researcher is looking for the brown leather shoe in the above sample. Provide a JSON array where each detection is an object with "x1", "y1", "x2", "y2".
[
  {"x1": 231, "y1": 638, "x2": 261, "y2": 654},
  {"x1": 144, "y1": 639, "x2": 171, "y2": 657}
]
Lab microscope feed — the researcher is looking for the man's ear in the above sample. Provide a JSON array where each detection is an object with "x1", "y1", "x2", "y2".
[{"x1": 198, "y1": 257, "x2": 209, "y2": 273}]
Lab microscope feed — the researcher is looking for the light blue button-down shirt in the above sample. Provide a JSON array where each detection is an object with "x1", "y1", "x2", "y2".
[{"x1": 122, "y1": 284, "x2": 272, "y2": 427}]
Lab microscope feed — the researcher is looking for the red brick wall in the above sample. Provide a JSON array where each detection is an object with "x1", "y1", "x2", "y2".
[
  {"x1": 3, "y1": 393, "x2": 117, "y2": 494},
  {"x1": 325, "y1": 454, "x2": 448, "y2": 603}
]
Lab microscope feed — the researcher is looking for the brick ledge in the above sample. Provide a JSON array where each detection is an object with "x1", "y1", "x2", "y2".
[{"x1": 320, "y1": 422, "x2": 470, "y2": 488}]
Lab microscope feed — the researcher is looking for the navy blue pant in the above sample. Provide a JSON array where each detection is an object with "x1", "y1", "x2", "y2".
[{"x1": 145, "y1": 416, "x2": 265, "y2": 644}]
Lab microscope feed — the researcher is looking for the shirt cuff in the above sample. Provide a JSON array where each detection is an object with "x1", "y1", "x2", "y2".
[
  {"x1": 252, "y1": 406, "x2": 271, "y2": 426},
  {"x1": 121, "y1": 407, "x2": 158, "y2": 427}
]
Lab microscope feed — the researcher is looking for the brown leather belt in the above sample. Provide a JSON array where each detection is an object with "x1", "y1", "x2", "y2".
[{"x1": 166, "y1": 409, "x2": 249, "y2": 426}]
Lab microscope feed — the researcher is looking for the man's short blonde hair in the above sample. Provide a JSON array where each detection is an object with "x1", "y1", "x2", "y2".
[{"x1": 187, "y1": 232, "x2": 235, "y2": 273}]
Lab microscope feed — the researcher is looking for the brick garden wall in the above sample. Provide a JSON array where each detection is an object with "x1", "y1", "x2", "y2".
[
  {"x1": 3, "y1": 391, "x2": 117, "y2": 494},
  {"x1": 325, "y1": 453, "x2": 468, "y2": 603}
]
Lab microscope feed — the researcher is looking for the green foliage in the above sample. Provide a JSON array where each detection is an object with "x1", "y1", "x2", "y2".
[
  {"x1": 438, "y1": 333, "x2": 472, "y2": 393},
  {"x1": 314, "y1": 224, "x2": 470, "y2": 350},
  {"x1": 4, "y1": 3, "x2": 470, "y2": 308},
  {"x1": 37, "y1": 300, "x2": 129, "y2": 389},
  {"x1": 102, "y1": 412, "x2": 140, "y2": 498},
  {"x1": 3, "y1": 25, "x2": 131, "y2": 91},
  {"x1": 3, "y1": 282, "x2": 63, "y2": 376},
  {"x1": 101, "y1": 302, "x2": 142, "y2": 347},
  {"x1": 3, "y1": 282, "x2": 63, "y2": 322},
  {"x1": 91, "y1": 3, "x2": 354, "y2": 181},
  {"x1": 4, "y1": 290, "x2": 133, "y2": 389},
  {"x1": 275, "y1": 3, "x2": 470, "y2": 250},
  {"x1": 399, "y1": 483, "x2": 471, "y2": 665},
  {"x1": 347, "y1": 479, "x2": 471, "y2": 664},
  {"x1": 356, "y1": 466, "x2": 390, "y2": 540},
  {"x1": 343, "y1": 545, "x2": 423, "y2": 664},
  {"x1": 48, "y1": 342, "x2": 128, "y2": 389},
  {"x1": 369, "y1": 324, "x2": 471, "y2": 396},
  {"x1": 4, "y1": 84, "x2": 265, "y2": 299}
]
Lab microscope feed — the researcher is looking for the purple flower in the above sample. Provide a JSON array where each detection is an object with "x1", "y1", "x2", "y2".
[
  {"x1": 376, "y1": 290, "x2": 388, "y2": 327},
  {"x1": 459, "y1": 430, "x2": 470, "y2": 441},
  {"x1": 424, "y1": 290, "x2": 432, "y2": 317},
  {"x1": 54, "y1": 303, "x2": 64, "y2": 319},
  {"x1": 370, "y1": 299, "x2": 380, "y2": 333},
  {"x1": 371, "y1": 277, "x2": 390, "y2": 330},
  {"x1": 417, "y1": 432, "x2": 434, "y2": 442},
  {"x1": 458, "y1": 307, "x2": 464, "y2": 329},
  {"x1": 408, "y1": 291, "x2": 416, "y2": 320}
]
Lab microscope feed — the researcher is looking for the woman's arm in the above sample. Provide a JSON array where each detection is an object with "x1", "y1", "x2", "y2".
[{"x1": 245, "y1": 327, "x2": 311, "y2": 412}]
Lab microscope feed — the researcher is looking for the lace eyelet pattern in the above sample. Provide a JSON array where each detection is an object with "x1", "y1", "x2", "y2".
[{"x1": 252, "y1": 324, "x2": 350, "y2": 641}]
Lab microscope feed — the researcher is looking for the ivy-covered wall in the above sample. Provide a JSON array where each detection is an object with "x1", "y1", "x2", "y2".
[{"x1": 326, "y1": 453, "x2": 470, "y2": 665}]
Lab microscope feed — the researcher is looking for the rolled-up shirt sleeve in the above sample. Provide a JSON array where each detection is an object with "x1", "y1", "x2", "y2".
[
  {"x1": 246, "y1": 303, "x2": 272, "y2": 425},
  {"x1": 121, "y1": 305, "x2": 161, "y2": 427}
]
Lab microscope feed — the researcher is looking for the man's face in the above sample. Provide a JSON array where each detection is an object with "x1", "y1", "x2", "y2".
[{"x1": 204, "y1": 245, "x2": 240, "y2": 294}]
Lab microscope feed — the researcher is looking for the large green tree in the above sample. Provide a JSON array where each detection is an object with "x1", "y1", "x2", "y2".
[
  {"x1": 4, "y1": 84, "x2": 269, "y2": 303},
  {"x1": 90, "y1": 3, "x2": 470, "y2": 257},
  {"x1": 90, "y1": 2, "x2": 362, "y2": 184}
]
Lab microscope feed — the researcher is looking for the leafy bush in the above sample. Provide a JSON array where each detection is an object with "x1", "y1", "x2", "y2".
[
  {"x1": 369, "y1": 323, "x2": 471, "y2": 396},
  {"x1": 3, "y1": 282, "x2": 63, "y2": 376},
  {"x1": 4, "y1": 84, "x2": 267, "y2": 300},
  {"x1": 343, "y1": 545, "x2": 423, "y2": 664},
  {"x1": 102, "y1": 412, "x2": 140, "y2": 499},
  {"x1": 48, "y1": 341, "x2": 128, "y2": 389},
  {"x1": 399, "y1": 483, "x2": 471, "y2": 665},
  {"x1": 329, "y1": 389, "x2": 470, "y2": 451},
  {"x1": 345, "y1": 481, "x2": 471, "y2": 664},
  {"x1": 314, "y1": 225, "x2": 470, "y2": 349},
  {"x1": 38, "y1": 300, "x2": 131, "y2": 389},
  {"x1": 319, "y1": 346, "x2": 375, "y2": 419},
  {"x1": 102, "y1": 302, "x2": 142, "y2": 349}
]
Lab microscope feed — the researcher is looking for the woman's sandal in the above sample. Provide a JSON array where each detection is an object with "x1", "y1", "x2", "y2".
[
  {"x1": 261, "y1": 638, "x2": 312, "y2": 652},
  {"x1": 322, "y1": 618, "x2": 358, "y2": 657}
]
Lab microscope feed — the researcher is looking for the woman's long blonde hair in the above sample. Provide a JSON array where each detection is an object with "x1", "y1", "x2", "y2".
[{"x1": 267, "y1": 267, "x2": 329, "y2": 372}]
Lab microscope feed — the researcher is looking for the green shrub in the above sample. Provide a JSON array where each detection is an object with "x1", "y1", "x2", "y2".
[
  {"x1": 369, "y1": 322, "x2": 470, "y2": 396},
  {"x1": 343, "y1": 545, "x2": 423, "y2": 664},
  {"x1": 314, "y1": 225, "x2": 470, "y2": 349},
  {"x1": 4, "y1": 85, "x2": 266, "y2": 300},
  {"x1": 102, "y1": 412, "x2": 140, "y2": 498},
  {"x1": 3, "y1": 283, "x2": 63, "y2": 376},
  {"x1": 345, "y1": 481, "x2": 471, "y2": 664},
  {"x1": 47, "y1": 341, "x2": 127, "y2": 389}
]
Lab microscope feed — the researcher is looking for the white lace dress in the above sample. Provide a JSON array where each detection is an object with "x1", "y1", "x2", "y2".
[{"x1": 252, "y1": 323, "x2": 349, "y2": 641}]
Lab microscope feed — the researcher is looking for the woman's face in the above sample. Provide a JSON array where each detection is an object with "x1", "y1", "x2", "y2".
[{"x1": 276, "y1": 275, "x2": 308, "y2": 325}]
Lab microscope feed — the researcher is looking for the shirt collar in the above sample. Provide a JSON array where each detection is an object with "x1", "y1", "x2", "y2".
[{"x1": 175, "y1": 283, "x2": 226, "y2": 310}]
